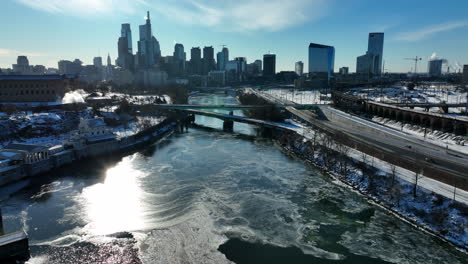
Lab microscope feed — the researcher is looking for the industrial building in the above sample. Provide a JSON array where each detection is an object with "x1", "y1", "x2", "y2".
[{"x1": 0, "y1": 75, "x2": 76, "y2": 102}]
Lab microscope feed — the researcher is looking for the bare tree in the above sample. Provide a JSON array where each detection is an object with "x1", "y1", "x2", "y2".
[
  {"x1": 336, "y1": 143, "x2": 351, "y2": 175},
  {"x1": 413, "y1": 169, "x2": 422, "y2": 198},
  {"x1": 390, "y1": 165, "x2": 397, "y2": 188},
  {"x1": 391, "y1": 183, "x2": 402, "y2": 207}
]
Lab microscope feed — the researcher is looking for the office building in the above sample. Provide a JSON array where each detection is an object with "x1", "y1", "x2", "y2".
[
  {"x1": 202, "y1": 46, "x2": 215, "y2": 75},
  {"x1": 173, "y1": 43, "x2": 186, "y2": 76},
  {"x1": 356, "y1": 33, "x2": 384, "y2": 76},
  {"x1": 118, "y1": 37, "x2": 134, "y2": 70},
  {"x1": 463, "y1": 65, "x2": 468, "y2": 84},
  {"x1": 12, "y1": 56, "x2": 32, "y2": 74},
  {"x1": 58, "y1": 59, "x2": 82, "y2": 75},
  {"x1": 121, "y1": 23, "x2": 133, "y2": 54},
  {"x1": 356, "y1": 52, "x2": 375, "y2": 75},
  {"x1": 339, "y1": 67, "x2": 349, "y2": 75},
  {"x1": 0, "y1": 75, "x2": 76, "y2": 102},
  {"x1": 295, "y1": 61, "x2": 304, "y2": 76},
  {"x1": 190, "y1": 47, "x2": 202, "y2": 75},
  {"x1": 308, "y1": 43, "x2": 335, "y2": 81},
  {"x1": 428, "y1": 59, "x2": 443, "y2": 77},
  {"x1": 247, "y1": 60, "x2": 262, "y2": 75},
  {"x1": 93, "y1": 57, "x2": 103, "y2": 68},
  {"x1": 216, "y1": 47, "x2": 229, "y2": 71},
  {"x1": 208, "y1": 71, "x2": 226, "y2": 86},
  {"x1": 117, "y1": 23, "x2": 134, "y2": 70},
  {"x1": 263, "y1": 54, "x2": 276, "y2": 77},
  {"x1": 137, "y1": 11, "x2": 161, "y2": 69},
  {"x1": 32, "y1": 65, "x2": 46, "y2": 75},
  {"x1": 368, "y1": 33, "x2": 384, "y2": 74}
]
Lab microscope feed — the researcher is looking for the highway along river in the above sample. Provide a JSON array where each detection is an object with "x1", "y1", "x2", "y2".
[{"x1": 1, "y1": 93, "x2": 466, "y2": 264}]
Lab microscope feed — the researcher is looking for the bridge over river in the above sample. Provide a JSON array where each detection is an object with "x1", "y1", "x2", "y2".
[
  {"x1": 144, "y1": 104, "x2": 321, "y2": 111},
  {"x1": 131, "y1": 104, "x2": 303, "y2": 133}
]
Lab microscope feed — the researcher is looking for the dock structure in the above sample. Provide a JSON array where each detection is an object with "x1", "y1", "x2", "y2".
[{"x1": 0, "y1": 209, "x2": 30, "y2": 262}]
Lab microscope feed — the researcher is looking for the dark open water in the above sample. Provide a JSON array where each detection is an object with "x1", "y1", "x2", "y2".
[{"x1": 0, "y1": 93, "x2": 466, "y2": 264}]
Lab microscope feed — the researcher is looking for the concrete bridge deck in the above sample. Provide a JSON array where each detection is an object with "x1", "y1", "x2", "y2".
[
  {"x1": 184, "y1": 109, "x2": 301, "y2": 132},
  {"x1": 137, "y1": 104, "x2": 321, "y2": 111}
]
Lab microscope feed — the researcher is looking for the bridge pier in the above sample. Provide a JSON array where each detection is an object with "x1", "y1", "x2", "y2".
[
  {"x1": 257, "y1": 126, "x2": 273, "y2": 138},
  {"x1": 223, "y1": 120, "x2": 234, "y2": 132},
  {"x1": 0, "y1": 208, "x2": 3, "y2": 235}
]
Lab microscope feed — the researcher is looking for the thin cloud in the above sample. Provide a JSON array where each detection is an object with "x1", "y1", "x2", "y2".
[
  {"x1": 14, "y1": 0, "x2": 331, "y2": 31},
  {"x1": 14, "y1": 0, "x2": 147, "y2": 17},
  {"x1": 394, "y1": 20, "x2": 468, "y2": 42},
  {"x1": 0, "y1": 48, "x2": 45, "y2": 57},
  {"x1": 151, "y1": 0, "x2": 331, "y2": 32}
]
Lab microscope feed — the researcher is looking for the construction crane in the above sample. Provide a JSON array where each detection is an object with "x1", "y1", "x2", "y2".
[{"x1": 404, "y1": 56, "x2": 422, "y2": 73}]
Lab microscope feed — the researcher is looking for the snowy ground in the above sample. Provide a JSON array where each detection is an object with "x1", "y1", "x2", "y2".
[
  {"x1": 106, "y1": 93, "x2": 172, "y2": 105},
  {"x1": 286, "y1": 119, "x2": 468, "y2": 205},
  {"x1": 351, "y1": 85, "x2": 467, "y2": 115},
  {"x1": 280, "y1": 128, "x2": 468, "y2": 248},
  {"x1": 372, "y1": 117, "x2": 468, "y2": 154},
  {"x1": 263, "y1": 89, "x2": 331, "y2": 105}
]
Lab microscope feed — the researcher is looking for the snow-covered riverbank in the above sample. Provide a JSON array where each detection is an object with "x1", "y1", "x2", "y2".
[{"x1": 276, "y1": 130, "x2": 468, "y2": 250}]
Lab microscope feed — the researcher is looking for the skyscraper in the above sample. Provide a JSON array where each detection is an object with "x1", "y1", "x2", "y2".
[
  {"x1": 190, "y1": 47, "x2": 202, "y2": 75},
  {"x1": 137, "y1": 11, "x2": 161, "y2": 69},
  {"x1": 428, "y1": 59, "x2": 443, "y2": 77},
  {"x1": 216, "y1": 52, "x2": 224, "y2": 70},
  {"x1": 117, "y1": 23, "x2": 134, "y2": 70},
  {"x1": 463, "y1": 65, "x2": 468, "y2": 84},
  {"x1": 356, "y1": 33, "x2": 384, "y2": 76},
  {"x1": 263, "y1": 54, "x2": 276, "y2": 77},
  {"x1": 367, "y1": 33, "x2": 384, "y2": 75},
  {"x1": 308, "y1": 43, "x2": 335, "y2": 81},
  {"x1": 202, "y1": 46, "x2": 215, "y2": 75},
  {"x1": 93, "y1": 57, "x2": 103, "y2": 68},
  {"x1": 121, "y1": 24, "x2": 132, "y2": 54},
  {"x1": 12, "y1": 56, "x2": 32, "y2": 74},
  {"x1": 217, "y1": 47, "x2": 229, "y2": 71},
  {"x1": 173, "y1": 43, "x2": 186, "y2": 76},
  {"x1": 295, "y1": 61, "x2": 304, "y2": 76}
]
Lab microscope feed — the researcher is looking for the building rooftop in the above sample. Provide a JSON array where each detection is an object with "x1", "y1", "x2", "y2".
[
  {"x1": 309, "y1": 43, "x2": 334, "y2": 49},
  {"x1": 4, "y1": 143, "x2": 48, "y2": 152},
  {"x1": 0, "y1": 74, "x2": 77, "y2": 81}
]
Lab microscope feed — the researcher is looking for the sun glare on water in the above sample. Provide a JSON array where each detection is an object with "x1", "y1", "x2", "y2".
[{"x1": 81, "y1": 155, "x2": 148, "y2": 236}]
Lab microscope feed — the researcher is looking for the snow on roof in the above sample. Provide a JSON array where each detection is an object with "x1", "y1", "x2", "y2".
[
  {"x1": 4, "y1": 143, "x2": 48, "y2": 152},
  {"x1": 0, "y1": 151, "x2": 20, "y2": 158},
  {"x1": 87, "y1": 118, "x2": 106, "y2": 128}
]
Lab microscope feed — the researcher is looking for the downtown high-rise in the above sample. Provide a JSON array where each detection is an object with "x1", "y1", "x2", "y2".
[
  {"x1": 137, "y1": 11, "x2": 161, "y2": 69},
  {"x1": 308, "y1": 43, "x2": 335, "y2": 81},
  {"x1": 190, "y1": 47, "x2": 202, "y2": 75},
  {"x1": 202, "y1": 46, "x2": 215, "y2": 75},
  {"x1": 356, "y1": 33, "x2": 384, "y2": 76},
  {"x1": 263, "y1": 54, "x2": 276, "y2": 77},
  {"x1": 217, "y1": 47, "x2": 229, "y2": 71},
  {"x1": 117, "y1": 23, "x2": 134, "y2": 70}
]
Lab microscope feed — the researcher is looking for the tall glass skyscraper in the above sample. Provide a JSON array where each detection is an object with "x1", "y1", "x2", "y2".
[
  {"x1": 263, "y1": 54, "x2": 276, "y2": 77},
  {"x1": 216, "y1": 47, "x2": 229, "y2": 71},
  {"x1": 202, "y1": 46, "x2": 215, "y2": 75},
  {"x1": 190, "y1": 47, "x2": 202, "y2": 75},
  {"x1": 308, "y1": 43, "x2": 335, "y2": 81},
  {"x1": 137, "y1": 11, "x2": 161, "y2": 69},
  {"x1": 367, "y1": 33, "x2": 384, "y2": 75},
  {"x1": 121, "y1": 24, "x2": 132, "y2": 54}
]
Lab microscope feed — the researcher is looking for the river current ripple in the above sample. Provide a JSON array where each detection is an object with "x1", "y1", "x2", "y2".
[{"x1": 0, "y1": 93, "x2": 466, "y2": 264}]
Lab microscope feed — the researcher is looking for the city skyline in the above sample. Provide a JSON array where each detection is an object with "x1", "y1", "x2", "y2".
[{"x1": 1, "y1": 0, "x2": 468, "y2": 73}]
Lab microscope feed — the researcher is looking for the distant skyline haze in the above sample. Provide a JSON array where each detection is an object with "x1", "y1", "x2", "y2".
[{"x1": 0, "y1": 0, "x2": 467, "y2": 73}]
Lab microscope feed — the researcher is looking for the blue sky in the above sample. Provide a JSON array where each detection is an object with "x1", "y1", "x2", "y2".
[{"x1": 0, "y1": 0, "x2": 467, "y2": 73}]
